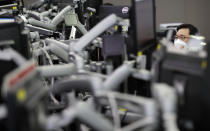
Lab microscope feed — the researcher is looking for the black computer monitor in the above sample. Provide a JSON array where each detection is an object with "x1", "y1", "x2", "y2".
[
  {"x1": 0, "y1": 0, "x2": 13, "y2": 5},
  {"x1": 0, "y1": 20, "x2": 31, "y2": 92},
  {"x1": 130, "y1": 0, "x2": 156, "y2": 53},
  {"x1": 157, "y1": 48, "x2": 208, "y2": 130},
  {"x1": 0, "y1": 20, "x2": 30, "y2": 59},
  {"x1": 99, "y1": 5, "x2": 130, "y2": 20}
]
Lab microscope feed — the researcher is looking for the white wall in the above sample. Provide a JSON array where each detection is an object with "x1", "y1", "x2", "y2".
[{"x1": 156, "y1": 0, "x2": 210, "y2": 40}]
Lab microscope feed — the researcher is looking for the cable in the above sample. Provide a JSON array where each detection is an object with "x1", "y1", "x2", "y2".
[
  {"x1": 41, "y1": 41, "x2": 59, "y2": 104},
  {"x1": 121, "y1": 110, "x2": 128, "y2": 123}
]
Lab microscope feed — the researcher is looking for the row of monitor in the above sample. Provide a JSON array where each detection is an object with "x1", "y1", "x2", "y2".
[
  {"x1": 0, "y1": 0, "x2": 156, "y2": 54},
  {"x1": 22, "y1": 0, "x2": 156, "y2": 53},
  {"x1": 99, "y1": 0, "x2": 156, "y2": 54}
]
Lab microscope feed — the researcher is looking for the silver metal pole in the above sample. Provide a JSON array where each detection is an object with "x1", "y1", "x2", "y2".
[
  {"x1": 37, "y1": 63, "x2": 77, "y2": 77},
  {"x1": 103, "y1": 61, "x2": 134, "y2": 91}
]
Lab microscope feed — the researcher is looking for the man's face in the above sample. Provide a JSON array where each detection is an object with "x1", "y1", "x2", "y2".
[{"x1": 175, "y1": 28, "x2": 190, "y2": 43}]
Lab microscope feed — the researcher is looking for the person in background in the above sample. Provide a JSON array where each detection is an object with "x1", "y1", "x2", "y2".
[{"x1": 174, "y1": 24, "x2": 200, "y2": 50}]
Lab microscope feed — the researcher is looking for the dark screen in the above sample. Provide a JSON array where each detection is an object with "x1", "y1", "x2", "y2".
[
  {"x1": 0, "y1": 0, "x2": 13, "y2": 5},
  {"x1": 0, "y1": 20, "x2": 30, "y2": 59},
  {"x1": 131, "y1": 0, "x2": 156, "y2": 52},
  {"x1": 99, "y1": 5, "x2": 130, "y2": 19}
]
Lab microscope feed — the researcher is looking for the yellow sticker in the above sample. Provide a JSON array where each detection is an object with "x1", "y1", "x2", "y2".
[
  {"x1": 157, "y1": 44, "x2": 161, "y2": 51},
  {"x1": 119, "y1": 108, "x2": 127, "y2": 112},
  {"x1": 17, "y1": 88, "x2": 27, "y2": 102},
  {"x1": 13, "y1": 6, "x2": 17, "y2": 10},
  {"x1": 201, "y1": 60, "x2": 207, "y2": 69},
  {"x1": 138, "y1": 51, "x2": 143, "y2": 56},
  {"x1": 90, "y1": 12, "x2": 93, "y2": 16},
  {"x1": 115, "y1": 25, "x2": 118, "y2": 31}
]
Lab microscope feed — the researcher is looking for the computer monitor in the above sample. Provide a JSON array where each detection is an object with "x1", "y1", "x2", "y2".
[
  {"x1": 0, "y1": 20, "x2": 30, "y2": 93},
  {"x1": 157, "y1": 48, "x2": 208, "y2": 130},
  {"x1": 0, "y1": 0, "x2": 13, "y2": 5},
  {"x1": 0, "y1": 20, "x2": 30, "y2": 59},
  {"x1": 130, "y1": 0, "x2": 156, "y2": 53},
  {"x1": 99, "y1": 5, "x2": 130, "y2": 20}
]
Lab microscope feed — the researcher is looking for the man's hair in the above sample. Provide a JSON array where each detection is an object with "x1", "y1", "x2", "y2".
[{"x1": 177, "y1": 24, "x2": 199, "y2": 35}]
